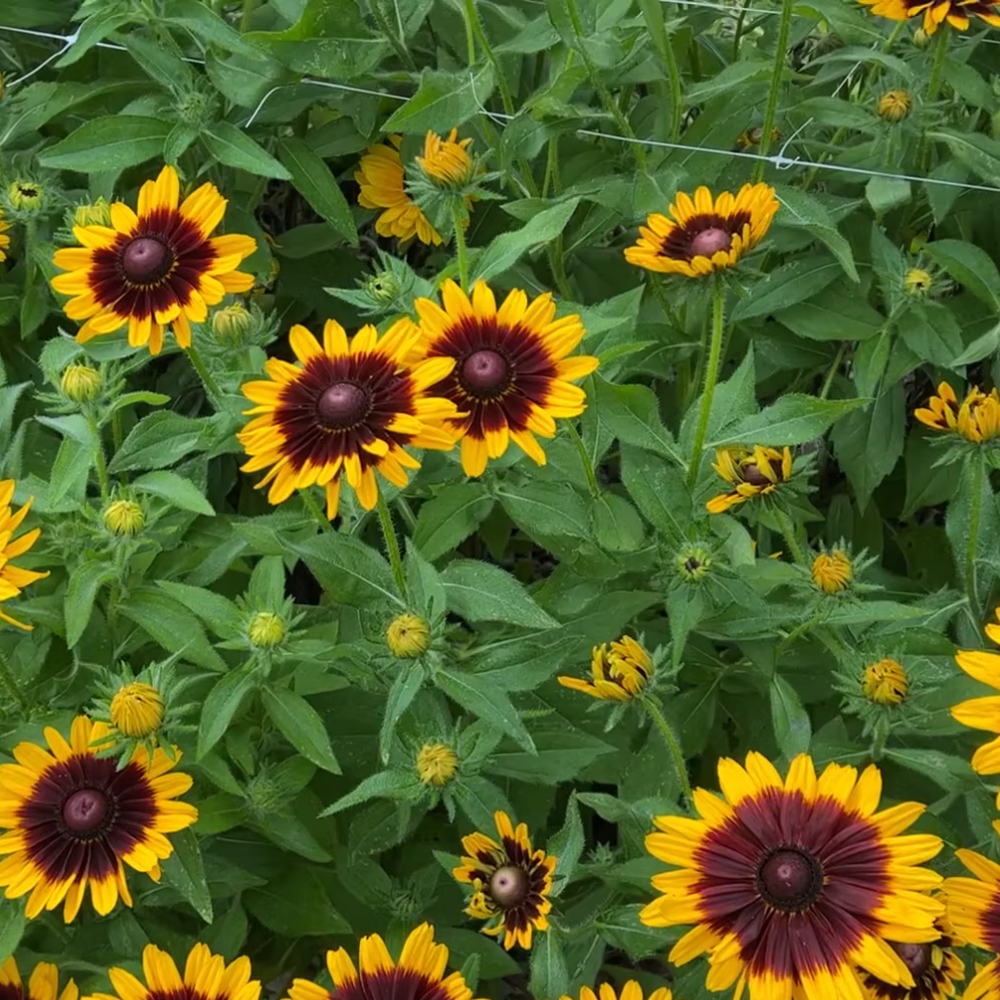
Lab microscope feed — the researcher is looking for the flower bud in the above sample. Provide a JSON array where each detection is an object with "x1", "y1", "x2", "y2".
[
  {"x1": 73, "y1": 198, "x2": 112, "y2": 229},
  {"x1": 8, "y1": 180, "x2": 44, "y2": 212},
  {"x1": 60, "y1": 364, "x2": 102, "y2": 403},
  {"x1": 862, "y1": 658, "x2": 908, "y2": 705},
  {"x1": 365, "y1": 271, "x2": 401, "y2": 304},
  {"x1": 416, "y1": 742, "x2": 458, "y2": 785},
  {"x1": 248, "y1": 611, "x2": 285, "y2": 648},
  {"x1": 110, "y1": 681, "x2": 164, "y2": 738},
  {"x1": 386, "y1": 613, "x2": 430, "y2": 658},
  {"x1": 904, "y1": 268, "x2": 933, "y2": 296},
  {"x1": 211, "y1": 303, "x2": 254, "y2": 345},
  {"x1": 103, "y1": 499, "x2": 144, "y2": 537},
  {"x1": 676, "y1": 546, "x2": 712, "y2": 583}
]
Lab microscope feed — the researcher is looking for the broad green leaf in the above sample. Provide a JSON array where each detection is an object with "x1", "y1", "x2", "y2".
[
  {"x1": 64, "y1": 560, "x2": 115, "y2": 648},
  {"x1": 318, "y1": 769, "x2": 419, "y2": 816},
  {"x1": 379, "y1": 665, "x2": 426, "y2": 764},
  {"x1": 383, "y1": 66, "x2": 496, "y2": 134},
  {"x1": 593, "y1": 375, "x2": 685, "y2": 466},
  {"x1": 108, "y1": 412, "x2": 207, "y2": 473},
  {"x1": 38, "y1": 116, "x2": 171, "y2": 172},
  {"x1": 712, "y1": 395, "x2": 866, "y2": 447},
  {"x1": 277, "y1": 137, "x2": 357, "y2": 244},
  {"x1": 865, "y1": 176, "x2": 911, "y2": 215},
  {"x1": 440, "y1": 560, "x2": 558, "y2": 629},
  {"x1": 596, "y1": 905, "x2": 674, "y2": 960},
  {"x1": 155, "y1": 581, "x2": 243, "y2": 640},
  {"x1": 413, "y1": 483, "x2": 494, "y2": 560},
  {"x1": 0, "y1": 907, "x2": 25, "y2": 964},
  {"x1": 731, "y1": 257, "x2": 840, "y2": 323},
  {"x1": 262, "y1": 685, "x2": 341, "y2": 774},
  {"x1": 201, "y1": 900, "x2": 249, "y2": 962},
  {"x1": 435, "y1": 668, "x2": 536, "y2": 753},
  {"x1": 773, "y1": 186, "x2": 859, "y2": 282},
  {"x1": 132, "y1": 470, "x2": 214, "y2": 516},
  {"x1": 473, "y1": 198, "x2": 580, "y2": 282},
  {"x1": 497, "y1": 481, "x2": 591, "y2": 542},
  {"x1": 453, "y1": 775, "x2": 513, "y2": 831},
  {"x1": 197, "y1": 665, "x2": 257, "y2": 759},
  {"x1": 486, "y1": 729, "x2": 614, "y2": 783},
  {"x1": 923, "y1": 239, "x2": 1000, "y2": 313},
  {"x1": 946, "y1": 454, "x2": 999, "y2": 610},
  {"x1": 884, "y1": 747, "x2": 977, "y2": 790},
  {"x1": 529, "y1": 929, "x2": 568, "y2": 1000},
  {"x1": 120, "y1": 588, "x2": 227, "y2": 672},
  {"x1": 928, "y1": 129, "x2": 1000, "y2": 187},
  {"x1": 775, "y1": 287, "x2": 884, "y2": 341},
  {"x1": 287, "y1": 532, "x2": 403, "y2": 608},
  {"x1": 547, "y1": 794, "x2": 584, "y2": 897},
  {"x1": 770, "y1": 674, "x2": 811, "y2": 757},
  {"x1": 167, "y1": 0, "x2": 263, "y2": 56},
  {"x1": 245, "y1": 867, "x2": 351, "y2": 936},
  {"x1": 589, "y1": 493, "x2": 645, "y2": 552},
  {"x1": 202, "y1": 122, "x2": 291, "y2": 179},
  {"x1": 160, "y1": 828, "x2": 213, "y2": 923},
  {"x1": 619, "y1": 444, "x2": 691, "y2": 543}
]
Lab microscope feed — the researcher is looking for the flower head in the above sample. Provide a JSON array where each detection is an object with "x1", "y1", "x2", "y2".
[
  {"x1": 412, "y1": 279, "x2": 598, "y2": 477},
  {"x1": 286, "y1": 924, "x2": 483, "y2": 1000},
  {"x1": 248, "y1": 610, "x2": 285, "y2": 648},
  {"x1": 90, "y1": 943, "x2": 259, "y2": 1000},
  {"x1": 641, "y1": 751, "x2": 943, "y2": 999},
  {"x1": 51, "y1": 164, "x2": 257, "y2": 355},
  {"x1": 387, "y1": 612, "x2": 430, "y2": 658},
  {"x1": 905, "y1": 268, "x2": 933, "y2": 295},
  {"x1": 915, "y1": 383, "x2": 1000, "y2": 444},
  {"x1": 812, "y1": 549, "x2": 853, "y2": 593},
  {"x1": 943, "y1": 851, "x2": 1000, "y2": 1000},
  {"x1": 60, "y1": 363, "x2": 102, "y2": 403},
  {"x1": 706, "y1": 445, "x2": 793, "y2": 514},
  {"x1": 878, "y1": 90, "x2": 913, "y2": 121},
  {"x1": 0, "y1": 210, "x2": 9, "y2": 262},
  {"x1": 0, "y1": 715, "x2": 197, "y2": 921},
  {"x1": 625, "y1": 183, "x2": 779, "y2": 278},
  {"x1": 676, "y1": 545, "x2": 713, "y2": 582},
  {"x1": 110, "y1": 681, "x2": 165, "y2": 738},
  {"x1": 737, "y1": 126, "x2": 782, "y2": 149},
  {"x1": 557, "y1": 636, "x2": 653, "y2": 701},
  {"x1": 416, "y1": 129, "x2": 475, "y2": 188},
  {"x1": 355, "y1": 135, "x2": 442, "y2": 245},
  {"x1": 859, "y1": 913, "x2": 964, "y2": 1000},
  {"x1": 239, "y1": 318, "x2": 459, "y2": 520},
  {"x1": 0, "y1": 957, "x2": 78, "y2": 1000},
  {"x1": 454, "y1": 810, "x2": 557, "y2": 950},
  {"x1": 8, "y1": 180, "x2": 43, "y2": 212},
  {"x1": 73, "y1": 198, "x2": 112, "y2": 228},
  {"x1": 416, "y1": 743, "x2": 458, "y2": 786},
  {"x1": 560, "y1": 985, "x2": 671, "y2": 1000},
  {"x1": 863, "y1": 658, "x2": 909, "y2": 705},
  {"x1": 103, "y1": 498, "x2": 144, "y2": 536},
  {"x1": 0, "y1": 479, "x2": 48, "y2": 630},
  {"x1": 859, "y1": 0, "x2": 1000, "y2": 32}
]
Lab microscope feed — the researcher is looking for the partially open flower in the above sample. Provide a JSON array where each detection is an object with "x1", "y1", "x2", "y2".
[
  {"x1": 878, "y1": 90, "x2": 913, "y2": 121},
  {"x1": 8, "y1": 180, "x2": 44, "y2": 212},
  {"x1": 416, "y1": 743, "x2": 458, "y2": 785},
  {"x1": 706, "y1": 445, "x2": 793, "y2": 514},
  {"x1": 812, "y1": 549, "x2": 852, "y2": 593},
  {"x1": 386, "y1": 613, "x2": 430, "y2": 658},
  {"x1": 558, "y1": 636, "x2": 653, "y2": 701},
  {"x1": 863, "y1": 658, "x2": 908, "y2": 705},
  {"x1": 915, "y1": 383, "x2": 1000, "y2": 444},
  {"x1": 904, "y1": 268, "x2": 933, "y2": 295},
  {"x1": 103, "y1": 499, "x2": 144, "y2": 537},
  {"x1": 416, "y1": 129, "x2": 475, "y2": 188},
  {"x1": 110, "y1": 681, "x2": 165, "y2": 738}
]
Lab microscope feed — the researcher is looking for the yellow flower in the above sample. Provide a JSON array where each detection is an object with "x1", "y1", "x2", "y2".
[
  {"x1": 60, "y1": 363, "x2": 102, "y2": 403},
  {"x1": 0, "y1": 956, "x2": 78, "y2": 1000},
  {"x1": 416, "y1": 128, "x2": 475, "y2": 187},
  {"x1": 706, "y1": 445, "x2": 793, "y2": 514},
  {"x1": 863, "y1": 658, "x2": 908, "y2": 705},
  {"x1": 859, "y1": 0, "x2": 1000, "y2": 32},
  {"x1": 416, "y1": 743, "x2": 458, "y2": 785},
  {"x1": 557, "y1": 636, "x2": 653, "y2": 701},
  {"x1": 915, "y1": 383, "x2": 1000, "y2": 444},
  {"x1": 561, "y1": 985, "x2": 671, "y2": 1000},
  {"x1": 625, "y1": 183, "x2": 779, "y2": 278},
  {"x1": 73, "y1": 198, "x2": 112, "y2": 228},
  {"x1": 355, "y1": 135, "x2": 442, "y2": 245},
  {"x1": 248, "y1": 611, "x2": 285, "y2": 648},
  {"x1": 0, "y1": 480, "x2": 48, "y2": 630},
  {"x1": 212, "y1": 302, "x2": 253, "y2": 345},
  {"x1": 103, "y1": 499, "x2": 144, "y2": 536},
  {"x1": 905, "y1": 268, "x2": 933, "y2": 295},
  {"x1": 878, "y1": 90, "x2": 913, "y2": 121},
  {"x1": 386, "y1": 612, "x2": 430, "y2": 658},
  {"x1": 812, "y1": 550, "x2": 852, "y2": 593},
  {"x1": 0, "y1": 209, "x2": 10, "y2": 262},
  {"x1": 110, "y1": 681, "x2": 165, "y2": 738}
]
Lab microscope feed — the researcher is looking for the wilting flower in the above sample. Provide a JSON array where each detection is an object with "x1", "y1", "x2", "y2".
[
  {"x1": 905, "y1": 268, "x2": 933, "y2": 295},
  {"x1": 454, "y1": 810, "x2": 557, "y2": 950},
  {"x1": 287, "y1": 924, "x2": 482, "y2": 1000},
  {"x1": 859, "y1": 0, "x2": 1000, "y2": 32},
  {"x1": 51, "y1": 164, "x2": 257, "y2": 355},
  {"x1": 60, "y1": 363, "x2": 102, "y2": 403},
  {"x1": 863, "y1": 658, "x2": 909, "y2": 705},
  {"x1": 0, "y1": 715, "x2": 197, "y2": 921},
  {"x1": 386, "y1": 612, "x2": 430, "y2": 658},
  {"x1": 248, "y1": 610, "x2": 285, "y2": 649},
  {"x1": 641, "y1": 752, "x2": 943, "y2": 999},
  {"x1": 560, "y1": 985, "x2": 672, "y2": 1000},
  {"x1": 110, "y1": 681, "x2": 165, "y2": 739},
  {"x1": 557, "y1": 636, "x2": 653, "y2": 701},
  {"x1": 812, "y1": 549, "x2": 853, "y2": 593},
  {"x1": 239, "y1": 319, "x2": 459, "y2": 520},
  {"x1": 103, "y1": 498, "x2": 144, "y2": 537},
  {"x1": 355, "y1": 135, "x2": 442, "y2": 245},
  {"x1": 416, "y1": 743, "x2": 458, "y2": 786},
  {"x1": 944, "y1": 851, "x2": 1000, "y2": 1000},
  {"x1": 859, "y1": 913, "x2": 964, "y2": 1000},
  {"x1": 625, "y1": 183, "x2": 779, "y2": 278},
  {"x1": 915, "y1": 383, "x2": 1000, "y2": 444},
  {"x1": 951, "y1": 608, "x2": 1000, "y2": 793},
  {"x1": 0, "y1": 480, "x2": 48, "y2": 630},
  {"x1": 878, "y1": 90, "x2": 913, "y2": 121},
  {"x1": 0, "y1": 957, "x2": 78, "y2": 1000},
  {"x1": 89, "y1": 944, "x2": 259, "y2": 1000},
  {"x1": 706, "y1": 445, "x2": 793, "y2": 514},
  {"x1": 0, "y1": 210, "x2": 9, "y2": 262},
  {"x1": 417, "y1": 128, "x2": 475, "y2": 187},
  {"x1": 413, "y1": 279, "x2": 598, "y2": 477}
]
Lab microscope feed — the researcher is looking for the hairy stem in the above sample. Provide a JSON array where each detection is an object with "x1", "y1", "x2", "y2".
[
  {"x1": 752, "y1": 0, "x2": 794, "y2": 180},
  {"x1": 643, "y1": 695, "x2": 693, "y2": 808},
  {"x1": 377, "y1": 490, "x2": 408, "y2": 600},
  {"x1": 686, "y1": 276, "x2": 726, "y2": 490}
]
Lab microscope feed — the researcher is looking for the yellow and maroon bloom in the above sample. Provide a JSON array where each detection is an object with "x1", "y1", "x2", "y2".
[
  {"x1": 641, "y1": 752, "x2": 944, "y2": 1000},
  {"x1": 915, "y1": 383, "x2": 1000, "y2": 444},
  {"x1": 943, "y1": 851, "x2": 1000, "y2": 1000},
  {"x1": 453, "y1": 810, "x2": 557, "y2": 950},
  {"x1": 239, "y1": 319, "x2": 459, "y2": 520},
  {"x1": 286, "y1": 923, "x2": 483, "y2": 1000},
  {"x1": 859, "y1": 913, "x2": 964, "y2": 1000},
  {"x1": 706, "y1": 445, "x2": 793, "y2": 514},
  {"x1": 560, "y1": 984, "x2": 673, "y2": 1000},
  {"x1": 625, "y1": 183, "x2": 779, "y2": 278},
  {"x1": 0, "y1": 957, "x2": 77, "y2": 1000},
  {"x1": 51, "y1": 164, "x2": 256, "y2": 356},
  {"x1": 858, "y1": 0, "x2": 1000, "y2": 31},
  {"x1": 0, "y1": 715, "x2": 197, "y2": 922},
  {"x1": 413, "y1": 279, "x2": 598, "y2": 477},
  {"x1": 557, "y1": 635, "x2": 653, "y2": 701},
  {"x1": 0, "y1": 478, "x2": 48, "y2": 631},
  {"x1": 89, "y1": 943, "x2": 260, "y2": 1000}
]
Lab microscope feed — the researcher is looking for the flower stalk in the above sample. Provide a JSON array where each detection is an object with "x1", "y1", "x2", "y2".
[
  {"x1": 377, "y1": 490, "x2": 408, "y2": 601},
  {"x1": 752, "y1": 0, "x2": 795, "y2": 180},
  {"x1": 687, "y1": 275, "x2": 726, "y2": 490},
  {"x1": 642, "y1": 695, "x2": 693, "y2": 808}
]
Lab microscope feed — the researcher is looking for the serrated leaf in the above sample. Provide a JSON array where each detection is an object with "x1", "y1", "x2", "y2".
[
  {"x1": 38, "y1": 116, "x2": 170, "y2": 172},
  {"x1": 133, "y1": 470, "x2": 214, "y2": 515},
  {"x1": 160, "y1": 828, "x2": 213, "y2": 923},
  {"x1": 202, "y1": 122, "x2": 291, "y2": 179},
  {"x1": 262, "y1": 685, "x2": 341, "y2": 774},
  {"x1": 435, "y1": 668, "x2": 536, "y2": 753},
  {"x1": 277, "y1": 137, "x2": 357, "y2": 244},
  {"x1": 440, "y1": 560, "x2": 557, "y2": 629}
]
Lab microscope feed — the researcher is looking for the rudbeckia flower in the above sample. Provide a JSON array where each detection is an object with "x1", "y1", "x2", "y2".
[
  {"x1": 863, "y1": 658, "x2": 909, "y2": 705},
  {"x1": 915, "y1": 383, "x2": 1000, "y2": 444},
  {"x1": 412, "y1": 279, "x2": 599, "y2": 477},
  {"x1": 812, "y1": 549, "x2": 853, "y2": 593},
  {"x1": 0, "y1": 210, "x2": 10, "y2": 262},
  {"x1": 557, "y1": 636, "x2": 653, "y2": 701},
  {"x1": 560, "y1": 984, "x2": 672, "y2": 1000},
  {"x1": 641, "y1": 752, "x2": 944, "y2": 1000},
  {"x1": 859, "y1": 0, "x2": 1000, "y2": 31},
  {"x1": 0, "y1": 478, "x2": 48, "y2": 630},
  {"x1": 705, "y1": 445, "x2": 793, "y2": 514},
  {"x1": 859, "y1": 913, "x2": 964, "y2": 1000},
  {"x1": 0, "y1": 957, "x2": 77, "y2": 1000},
  {"x1": 944, "y1": 851, "x2": 1000, "y2": 1000},
  {"x1": 416, "y1": 128, "x2": 475, "y2": 187},
  {"x1": 51, "y1": 164, "x2": 256, "y2": 356},
  {"x1": 625, "y1": 183, "x2": 779, "y2": 278}
]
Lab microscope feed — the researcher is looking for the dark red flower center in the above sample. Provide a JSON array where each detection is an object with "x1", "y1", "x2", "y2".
[
  {"x1": 490, "y1": 864, "x2": 529, "y2": 907},
  {"x1": 317, "y1": 381, "x2": 370, "y2": 428},
  {"x1": 121, "y1": 236, "x2": 174, "y2": 285},
  {"x1": 756, "y1": 848, "x2": 823, "y2": 911},
  {"x1": 893, "y1": 942, "x2": 932, "y2": 978},
  {"x1": 690, "y1": 227, "x2": 733, "y2": 257},
  {"x1": 62, "y1": 788, "x2": 108, "y2": 834},
  {"x1": 741, "y1": 461, "x2": 774, "y2": 486},
  {"x1": 461, "y1": 349, "x2": 510, "y2": 397}
]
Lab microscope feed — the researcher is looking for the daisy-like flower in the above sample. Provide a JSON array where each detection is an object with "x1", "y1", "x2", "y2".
[
  {"x1": 355, "y1": 135, "x2": 442, "y2": 245},
  {"x1": 859, "y1": 0, "x2": 1000, "y2": 31},
  {"x1": 416, "y1": 128, "x2": 475, "y2": 187},
  {"x1": 0, "y1": 479, "x2": 48, "y2": 631},
  {"x1": 90, "y1": 943, "x2": 260, "y2": 1000},
  {"x1": 705, "y1": 445, "x2": 793, "y2": 514},
  {"x1": 864, "y1": 658, "x2": 909, "y2": 705},
  {"x1": 943, "y1": 850, "x2": 1000, "y2": 1000},
  {"x1": 412, "y1": 279, "x2": 599, "y2": 477},
  {"x1": 453, "y1": 810, "x2": 557, "y2": 950},
  {"x1": 0, "y1": 209, "x2": 10, "y2": 261},
  {"x1": 238, "y1": 319, "x2": 459, "y2": 520},
  {"x1": 915, "y1": 383, "x2": 1000, "y2": 444},
  {"x1": 286, "y1": 923, "x2": 483, "y2": 1000},
  {"x1": 559, "y1": 984, "x2": 672, "y2": 1000},
  {"x1": 0, "y1": 715, "x2": 197, "y2": 922},
  {"x1": 557, "y1": 635, "x2": 653, "y2": 701},
  {"x1": 859, "y1": 913, "x2": 964, "y2": 1000},
  {"x1": 812, "y1": 549, "x2": 853, "y2": 593},
  {"x1": 51, "y1": 164, "x2": 256, "y2": 356},
  {"x1": 0, "y1": 957, "x2": 77, "y2": 1000},
  {"x1": 624, "y1": 183, "x2": 779, "y2": 278},
  {"x1": 641, "y1": 752, "x2": 944, "y2": 1000}
]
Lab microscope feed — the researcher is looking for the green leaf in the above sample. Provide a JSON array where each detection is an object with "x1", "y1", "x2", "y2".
[
  {"x1": 434, "y1": 668, "x2": 536, "y2": 753},
  {"x1": 596, "y1": 905, "x2": 674, "y2": 960},
  {"x1": 593, "y1": 375, "x2": 684, "y2": 466},
  {"x1": 946, "y1": 455, "x2": 999, "y2": 610},
  {"x1": 440, "y1": 560, "x2": 558, "y2": 629},
  {"x1": 132, "y1": 470, "x2": 214, "y2": 516},
  {"x1": 619, "y1": 444, "x2": 692, "y2": 544},
  {"x1": 731, "y1": 257, "x2": 841, "y2": 323},
  {"x1": 277, "y1": 137, "x2": 357, "y2": 245},
  {"x1": 64, "y1": 560, "x2": 115, "y2": 648},
  {"x1": 547, "y1": 794, "x2": 584, "y2": 897},
  {"x1": 287, "y1": 532, "x2": 403, "y2": 608},
  {"x1": 529, "y1": 929, "x2": 568, "y2": 1000},
  {"x1": 120, "y1": 588, "x2": 228, "y2": 672},
  {"x1": 773, "y1": 186, "x2": 859, "y2": 282},
  {"x1": 108, "y1": 412, "x2": 207, "y2": 473},
  {"x1": 160, "y1": 828, "x2": 213, "y2": 923},
  {"x1": 202, "y1": 122, "x2": 292, "y2": 180},
  {"x1": 38, "y1": 116, "x2": 171, "y2": 172},
  {"x1": 197, "y1": 665, "x2": 257, "y2": 759},
  {"x1": 775, "y1": 287, "x2": 884, "y2": 341},
  {"x1": 923, "y1": 239, "x2": 1000, "y2": 313},
  {"x1": 497, "y1": 481, "x2": 591, "y2": 542},
  {"x1": 589, "y1": 493, "x2": 645, "y2": 552},
  {"x1": 0, "y1": 906, "x2": 25, "y2": 964},
  {"x1": 262, "y1": 685, "x2": 341, "y2": 774},
  {"x1": 928, "y1": 129, "x2": 1000, "y2": 188},
  {"x1": 473, "y1": 198, "x2": 580, "y2": 283},
  {"x1": 413, "y1": 483, "x2": 495, "y2": 561},
  {"x1": 154, "y1": 582, "x2": 243, "y2": 641},
  {"x1": 713, "y1": 395, "x2": 866, "y2": 447},
  {"x1": 318, "y1": 770, "x2": 419, "y2": 816},
  {"x1": 486, "y1": 729, "x2": 614, "y2": 783},
  {"x1": 453, "y1": 775, "x2": 513, "y2": 831},
  {"x1": 884, "y1": 747, "x2": 977, "y2": 790},
  {"x1": 383, "y1": 66, "x2": 496, "y2": 134},
  {"x1": 167, "y1": 0, "x2": 264, "y2": 56},
  {"x1": 380, "y1": 665, "x2": 426, "y2": 764},
  {"x1": 770, "y1": 674, "x2": 811, "y2": 757},
  {"x1": 865, "y1": 176, "x2": 911, "y2": 215},
  {"x1": 201, "y1": 900, "x2": 249, "y2": 962},
  {"x1": 245, "y1": 866, "x2": 351, "y2": 936}
]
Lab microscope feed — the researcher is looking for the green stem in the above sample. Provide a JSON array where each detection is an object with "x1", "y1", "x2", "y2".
[
  {"x1": 966, "y1": 452, "x2": 984, "y2": 615},
  {"x1": 686, "y1": 277, "x2": 726, "y2": 490},
  {"x1": 637, "y1": 0, "x2": 683, "y2": 141},
  {"x1": 926, "y1": 26, "x2": 949, "y2": 104},
  {"x1": 453, "y1": 206, "x2": 470, "y2": 290},
  {"x1": 642, "y1": 695, "x2": 693, "y2": 808},
  {"x1": 370, "y1": 0, "x2": 418, "y2": 71},
  {"x1": 461, "y1": 0, "x2": 516, "y2": 116},
  {"x1": 542, "y1": 138, "x2": 573, "y2": 299},
  {"x1": 377, "y1": 491, "x2": 408, "y2": 600},
  {"x1": 774, "y1": 507, "x2": 807, "y2": 566},
  {"x1": 240, "y1": 0, "x2": 258, "y2": 32},
  {"x1": 301, "y1": 488, "x2": 332, "y2": 532},
  {"x1": 185, "y1": 345, "x2": 223, "y2": 407},
  {"x1": 566, "y1": 422, "x2": 600, "y2": 497},
  {"x1": 752, "y1": 0, "x2": 795, "y2": 180},
  {"x1": 85, "y1": 408, "x2": 110, "y2": 502},
  {"x1": 819, "y1": 343, "x2": 847, "y2": 400}
]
